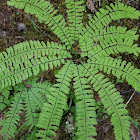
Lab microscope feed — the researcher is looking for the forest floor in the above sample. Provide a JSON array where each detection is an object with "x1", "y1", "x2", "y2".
[{"x1": 0, "y1": 0, "x2": 140, "y2": 139}]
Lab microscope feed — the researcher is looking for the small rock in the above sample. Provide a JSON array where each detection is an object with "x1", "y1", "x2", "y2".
[
  {"x1": 86, "y1": 0, "x2": 97, "y2": 13},
  {"x1": 17, "y1": 22, "x2": 27, "y2": 32},
  {"x1": 0, "y1": 30, "x2": 9, "y2": 37}
]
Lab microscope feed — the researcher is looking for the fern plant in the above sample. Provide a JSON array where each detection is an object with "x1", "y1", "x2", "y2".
[{"x1": 0, "y1": 0, "x2": 140, "y2": 139}]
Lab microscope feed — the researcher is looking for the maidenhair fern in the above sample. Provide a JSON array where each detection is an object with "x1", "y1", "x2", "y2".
[{"x1": 0, "y1": 0, "x2": 140, "y2": 140}]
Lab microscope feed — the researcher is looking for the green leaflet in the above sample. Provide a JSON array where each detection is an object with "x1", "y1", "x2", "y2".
[{"x1": 0, "y1": 0, "x2": 139, "y2": 140}]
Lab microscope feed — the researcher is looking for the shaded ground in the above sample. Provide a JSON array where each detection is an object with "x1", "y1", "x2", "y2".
[{"x1": 0, "y1": 0, "x2": 140, "y2": 140}]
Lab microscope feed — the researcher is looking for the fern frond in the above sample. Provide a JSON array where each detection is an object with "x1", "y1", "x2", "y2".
[
  {"x1": 89, "y1": 38, "x2": 139, "y2": 60},
  {"x1": 7, "y1": 0, "x2": 72, "y2": 49},
  {"x1": 81, "y1": 2, "x2": 140, "y2": 36},
  {"x1": 88, "y1": 57, "x2": 140, "y2": 92},
  {"x1": 73, "y1": 64, "x2": 97, "y2": 139},
  {"x1": 79, "y1": 28, "x2": 139, "y2": 59},
  {"x1": 36, "y1": 61, "x2": 74, "y2": 139},
  {"x1": 82, "y1": 64, "x2": 130, "y2": 140},
  {"x1": 0, "y1": 92, "x2": 23, "y2": 140},
  {"x1": 91, "y1": 26, "x2": 139, "y2": 42},
  {"x1": 23, "y1": 78, "x2": 51, "y2": 131},
  {"x1": 0, "y1": 40, "x2": 71, "y2": 89},
  {"x1": 65, "y1": 0, "x2": 85, "y2": 43},
  {"x1": 79, "y1": 34, "x2": 139, "y2": 60},
  {"x1": 0, "y1": 77, "x2": 51, "y2": 140}
]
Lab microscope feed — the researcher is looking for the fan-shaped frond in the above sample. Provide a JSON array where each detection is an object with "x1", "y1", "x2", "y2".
[
  {"x1": 7, "y1": 0, "x2": 72, "y2": 49},
  {"x1": 88, "y1": 57, "x2": 140, "y2": 92},
  {"x1": 65, "y1": 0, "x2": 85, "y2": 43},
  {"x1": 81, "y1": 2, "x2": 140, "y2": 36},
  {"x1": 0, "y1": 92, "x2": 23, "y2": 140},
  {"x1": 81, "y1": 64, "x2": 130, "y2": 140},
  {"x1": 36, "y1": 61, "x2": 74, "y2": 139},
  {"x1": 0, "y1": 40, "x2": 71, "y2": 89},
  {"x1": 73, "y1": 64, "x2": 97, "y2": 139}
]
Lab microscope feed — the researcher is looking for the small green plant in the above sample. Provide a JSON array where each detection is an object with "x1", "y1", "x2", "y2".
[
  {"x1": 0, "y1": 88, "x2": 12, "y2": 111},
  {"x1": 0, "y1": 0, "x2": 140, "y2": 140}
]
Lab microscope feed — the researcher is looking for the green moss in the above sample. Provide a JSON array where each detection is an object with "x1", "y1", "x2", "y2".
[{"x1": 0, "y1": 39, "x2": 7, "y2": 52}]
